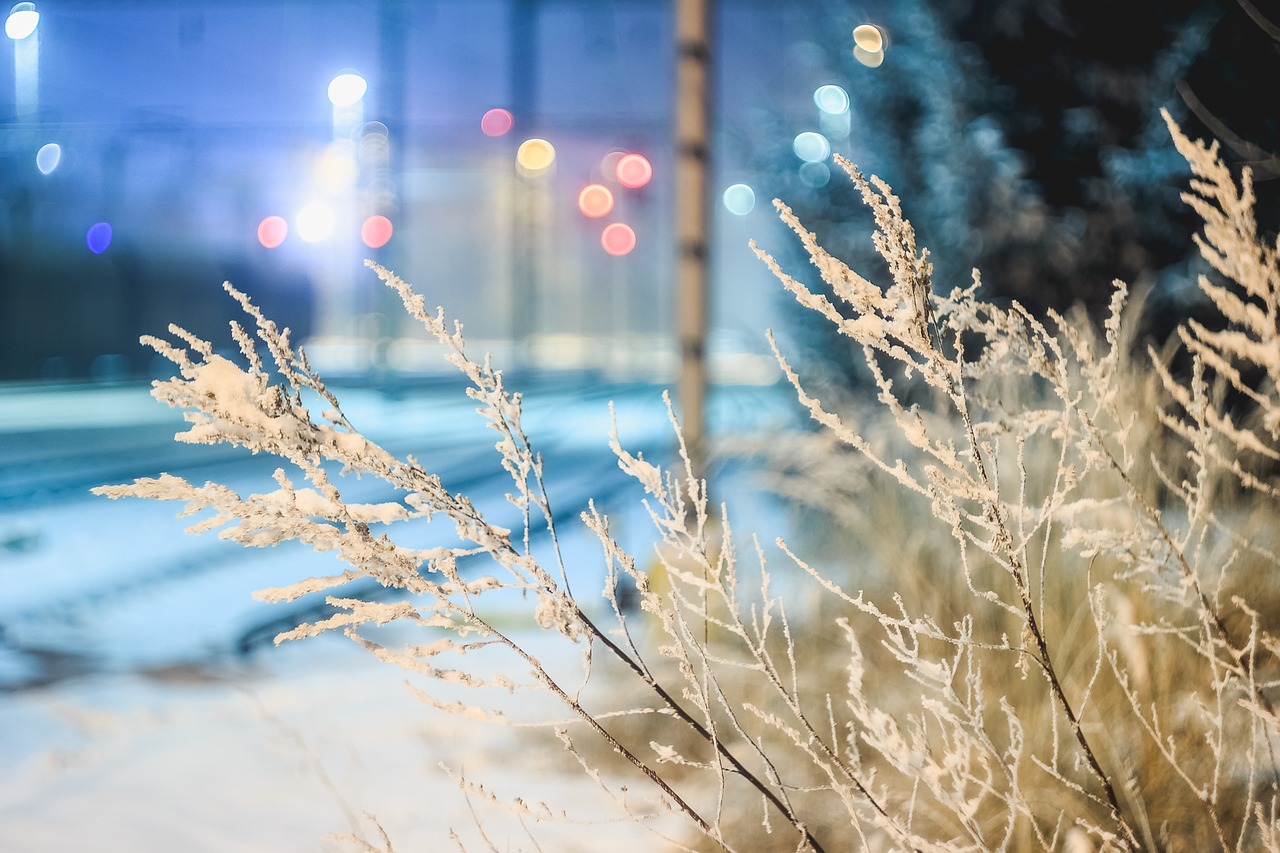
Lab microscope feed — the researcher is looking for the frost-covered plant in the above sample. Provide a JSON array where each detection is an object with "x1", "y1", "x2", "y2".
[
  {"x1": 737, "y1": 110, "x2": 1280, "y2": 852},
  {"x1": 96, "y1": 109, "x2": 1280, "y2": 851}
]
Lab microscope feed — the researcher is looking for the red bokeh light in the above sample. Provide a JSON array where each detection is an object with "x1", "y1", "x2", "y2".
[
  {"x1": 577, "y1": 183, "x2": 614, "y2": 218},
  {"x1": 361, "y1": 215, "x2": 394, "y2": 248},
  {"x1": 481, "y1": 108, "x2": 514, "y2": 137},
  {"x1": 601, "y1": 222, "x2": 636, "y2": 256},
  {"x1": 257, "y1": 215, "x2": 288, "y2": 249},
  {"x1": 615, "y1": 153, "x2": 652, "y2": 189}
]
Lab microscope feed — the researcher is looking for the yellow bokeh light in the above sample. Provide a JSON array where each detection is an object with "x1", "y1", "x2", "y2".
[
  {"x1": 852, "y1": 24, "x2": 884, "y2": 53},
  {"x1": 317, "y1": 142, "x2": 358, "y2": 190},
  {"x1": 853, "y1": 45, "x2": 885, "y2": 68},
  {"x1": 516, "y1": 138, "x2": 556, "y2": 175}
]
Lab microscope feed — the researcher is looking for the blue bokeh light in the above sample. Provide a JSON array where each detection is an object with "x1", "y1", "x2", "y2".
[
  {"x1": 813, "y1": 84, "x2": 849, "y2": 115},
  {"x1": 86, "y1": 222, "x2": 112, "y2": 254},
  {"x1": 793, "y1": 131, "x2": 831, "y2": 163},
  {"x1": 35, "y1": 142, "x2": 60, "y2": 174},
  {"x1": 722, "y1": 183, "x2": 755, "y2": 216},
  {"x1": 799, "y1": 161, "x2": 830, "y2": 188}
]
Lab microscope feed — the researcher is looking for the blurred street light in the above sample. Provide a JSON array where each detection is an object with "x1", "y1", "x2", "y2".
[
  {"x1": 35, "y1": 141, "x2": 59, "y2": 174},
  {"x1": 4, "y1": 3, "x2": 38, "y2": 40},
  {"x1": 813, "y1": 84, "x2": 849, "y2": 114},
  {"x1": 361, "y1": 214, "x2": 393, "y2": 248},
  {"x1": 601, "y1": 222, "x2": 636, "y2": 256},
  {"x1": 793, "y1": 131, "x2": 831, "y2": 162},
  {"x1": 817, "y1": 84, "x2": 852, "y2": 141},
  {"x1": 577, "y1": 183, "x2": 614, "y2": 218},
  {"x1": 85, "y1": 222, "x2": 112, "y2": 254},
  {"x1": 853, "y1": 23, "x2": 887, "y2": 68},
  {"x1": 328, "y1": 70, "x2": 366, "y2": 141},
  {"x1": 516, "y1": 137, "x2": 555, "y2": 175},
  {"x1": 296, "y1": 202, "x2": 335, "y2": 243},
  {"x1": 7, "y1": 2, "x2": 39, "y2": 118},
  {"x1": 615, "y1": 152, "x2": 652, "y2": 189},
  {"x1": 722, "y1": 183, "x2": 754, "y2": 215},
  {"x1": 481, "y1": 107, "x2": 514, "y2": 137},
  {"x1": 327, "y1": 72, "x2": 367, "y2": 107},
  {"x1": 852, "y1": 23, "x2": 883, "y2": 52},
  {"x1": 257, "y1": 215, "x2": 288, "y2": 249}
]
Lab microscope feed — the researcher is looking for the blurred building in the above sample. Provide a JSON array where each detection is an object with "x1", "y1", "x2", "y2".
[{"x1": 0, "y1": 0, "x2": 854, "y2": 385}]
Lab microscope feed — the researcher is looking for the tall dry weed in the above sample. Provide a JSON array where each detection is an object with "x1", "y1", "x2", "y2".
[{"x1": 96, "y1": 110, "x2": 1280, "y2": 851}]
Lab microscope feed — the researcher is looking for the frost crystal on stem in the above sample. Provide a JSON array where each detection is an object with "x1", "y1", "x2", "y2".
[{"x1": 96, "y1": 113, "x2": 1280, "y2": 852}]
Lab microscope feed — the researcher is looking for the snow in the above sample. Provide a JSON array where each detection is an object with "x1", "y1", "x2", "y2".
[
  {"x1": 0, "y1": 634, "x2": 684, "y2": 852},
  {"x1": 0, "y1": 377, "x2": 801, "y2": 851},
  {"x1": 0, "y1": 382, "x2": 179, "y2": 432}
]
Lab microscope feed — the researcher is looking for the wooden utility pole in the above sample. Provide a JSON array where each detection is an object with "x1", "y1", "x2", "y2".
[{"x1": 675, "y1": 0, "x2": 712, "y2": 484}]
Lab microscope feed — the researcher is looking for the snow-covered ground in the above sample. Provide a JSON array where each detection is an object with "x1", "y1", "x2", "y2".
[
  {"x1": 0, "y1": 376, "x2": 802, "y2": 851},
  {"x1": 0, "y1": 625, "x2": 710, "y2": 852}
]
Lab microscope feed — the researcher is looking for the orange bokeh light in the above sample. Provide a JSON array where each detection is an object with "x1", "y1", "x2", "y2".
[
  {"x1": 577, "y1": 183, "x2": 614, "y2": 218},
  {"x1": 601, "y1": 222, "x2": 636, "y2": 256},
  {"x1": 361, "y1": 215, "x2": 393, "y2": 248}
]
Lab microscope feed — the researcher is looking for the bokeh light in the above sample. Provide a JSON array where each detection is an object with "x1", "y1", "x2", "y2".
[
  {"x1": 361, "y1": 214, "x2": 393, "y2": 248},
  {"x1": 327, "y1": 72, "x2": 367, "y2": 107},
  {"x1": 852, "y1": 24, "x2": 887, "y2": 68},
  {"x1": 35, "y1": 142, "x2": 59, "y2": 174},
  {"x1": 722, "y1": 183, "x2": 755, "y2": 216},
  {"x1": 257, "y1": 215, "x2": 288, "y2": 249},
  {"x1": 813, "y1": 84, "x2": 849, "y2": 115},
  {"x1": 296, "y1": 203, "x2": 334, "y2": 243},
  {"x1": 516, "y1": 138, "x2": 555, "y2": 174},
  {"x1": 364, "y1": 177, "x2": 396, "y2": 211},
  {"x1": 601, "y1": 222, "x2": 636, "y2": 256},
  {"x1": 481, "y1": 108, "x2": 514, "y2": 137},
  {"x1": 577, "y1": 183, "x2": 614, "y2": 218},
  {"x1": 600, "y1": 149, "x2": 626, "y2": 180},
  {"x1": 317, "y1": 141, "x2": 358, "y2": 190},
  {"x1": 85, "y1": 222, "x2": 112, "y2": 254},
  {"x1": 792, "y1": 131, "x2": 831, "y2": 163},
  {"x1": 615, "y1": 153, "x2": 652, "y2": 189},
  {"x1": 852, "y1": 24, "x2": 884, "y2": 53},
  {"x1": 820, "y1": 108, "x2": 852, "y2": 141},
  {"x1": 854, "y1": 46, "x2": 885, "y2": 68},
  {"x1": 360, "y1": 122, "x2": 389, "y2": 159},
  {"x1": 799, "y1": 161, "x2": 831, "y2": 188},
  {"x1": 5, "y1": 3, "x2": 38, "y2": 40}
]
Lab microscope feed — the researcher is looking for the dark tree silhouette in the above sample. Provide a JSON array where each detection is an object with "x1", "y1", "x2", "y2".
[{"x1": 764, "y1": 0, "x2": 1279, "y2": 387}]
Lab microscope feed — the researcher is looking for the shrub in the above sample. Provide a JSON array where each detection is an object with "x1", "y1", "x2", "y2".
[{"x1": 96, "y1": 109, "x2": 1280, "y2": 851}]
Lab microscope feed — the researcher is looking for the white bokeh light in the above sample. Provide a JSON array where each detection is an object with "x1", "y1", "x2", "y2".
[
  {"x1": 35, "y1": 142, "x2": 59, "y2": 174},
  {"x1": 327, "y1": 72, "x2": 367, "y2": 107},
  {"x1": 5, "y1": 3, "x2": 38, "y2": 40},
  {"x1": 793, "y1": 131, "x2": 831, "y2": 163},
  {"x1": 295, "y1": 202, "x2": 335, "y2": 243},
  {"x1": 722, "y1": 183, "x2": 755, "y2": 216},
  {"x1": 813, "y1": 84, "x2": 849, "y2": 115},
  {"x1": 317, "y1": 141, "x2": 358, "y2": 190}
]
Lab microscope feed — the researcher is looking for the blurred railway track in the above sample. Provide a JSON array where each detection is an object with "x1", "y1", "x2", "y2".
[{"x1": 0, "y1": 377, "x2": 792, "y2": 688}]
